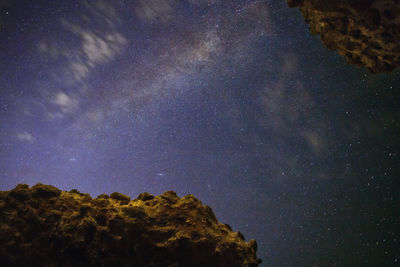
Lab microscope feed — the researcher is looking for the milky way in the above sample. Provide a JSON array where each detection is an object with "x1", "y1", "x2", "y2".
[{"x1": 0, "y1": 0, "x2": 399, "y2": 265}]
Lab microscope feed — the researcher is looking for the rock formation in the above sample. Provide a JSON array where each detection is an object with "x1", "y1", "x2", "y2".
[
  {"x1": 287, "y1": 0, "x2": 400, "y2": 73},
  {"x1": 0, "y1": 183, "x2": 261, "y2": 266}
]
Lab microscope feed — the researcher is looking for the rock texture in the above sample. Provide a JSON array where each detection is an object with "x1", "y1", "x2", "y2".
[
  {"x1": 287, "y1": 0, "x2": 400, "y2": 73},
  {"x1": 0, "y1": 183, "x2": 261, "y2": 267}
]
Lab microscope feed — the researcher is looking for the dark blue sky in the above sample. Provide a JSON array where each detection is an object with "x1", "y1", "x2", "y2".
[{"x1": 0, "y1": 0, "x2": 399, "y2": 265}]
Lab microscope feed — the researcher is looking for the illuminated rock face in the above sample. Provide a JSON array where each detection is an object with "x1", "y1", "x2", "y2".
[
  {"x1": 0, "y1": 184, "x2": 260, "y2": 267},
  {"x1": 287, "y1": 0, "x2": 400, "y2": 73}
]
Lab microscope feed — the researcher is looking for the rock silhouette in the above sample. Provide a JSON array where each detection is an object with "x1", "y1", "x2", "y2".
[
  {"x1": 0, "y1": 183, "x2": 260, "y2": 266},
  {"x1": 287, "y1": 0, "x2": 400, "y2": 73}
]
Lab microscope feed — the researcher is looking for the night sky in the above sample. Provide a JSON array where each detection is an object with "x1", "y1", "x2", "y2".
[{"x1": 1, "y1": 0, "x2": 399, "y2": 266}]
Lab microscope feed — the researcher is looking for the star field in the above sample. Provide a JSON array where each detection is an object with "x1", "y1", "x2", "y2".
[{"x1": 0, "y1": 0, "x2": 399, "y2": 266}]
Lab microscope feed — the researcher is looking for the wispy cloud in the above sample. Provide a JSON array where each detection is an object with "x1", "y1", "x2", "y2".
[
  {"x1": 61, "y1": 20, "x2": 127, "y2": 81},
  {"x1": 135, "y1": 0, "x2": 175, "y2": 22},
  {"x1": 37, "y1": 0, "x2": 127, "y2": 83},
  {"x1": 52, "y1": 91, "x2": 79, "y2": 114},
  {"x1": 17, "y1": 132, "x2": 35, "y2": 143}
]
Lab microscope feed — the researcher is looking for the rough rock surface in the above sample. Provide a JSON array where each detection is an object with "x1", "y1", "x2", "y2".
[
  {"x1": 0, "y1": 183, "x2": 261, "y2": 267},
  {"x1": 287, "y1": 0, "x2": 400, "y2": 73}
]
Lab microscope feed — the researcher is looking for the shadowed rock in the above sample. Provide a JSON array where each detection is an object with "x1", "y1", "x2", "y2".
[
  {"x1": 0, "y1": 183, "x2": 261, "y2": 267},
  {"x1": 287, "y1": 0, "x2": 400, "y2": 73}
]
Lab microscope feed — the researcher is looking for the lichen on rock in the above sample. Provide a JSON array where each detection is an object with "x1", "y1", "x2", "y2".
[
  {"x1": 287, "y1": 0, "x2": 400, "y2": 73},
  {"x1": 0, "y1": 183, "x2": 261, "y2": 266}
]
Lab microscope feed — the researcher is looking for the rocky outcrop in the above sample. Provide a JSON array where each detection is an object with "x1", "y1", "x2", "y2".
[
  {"x1": 0, "y1": 183, "x2": 261, "y2": 267},
  {"x1": 287, "y1": 0, "x2": 400, "y2": 73}
]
